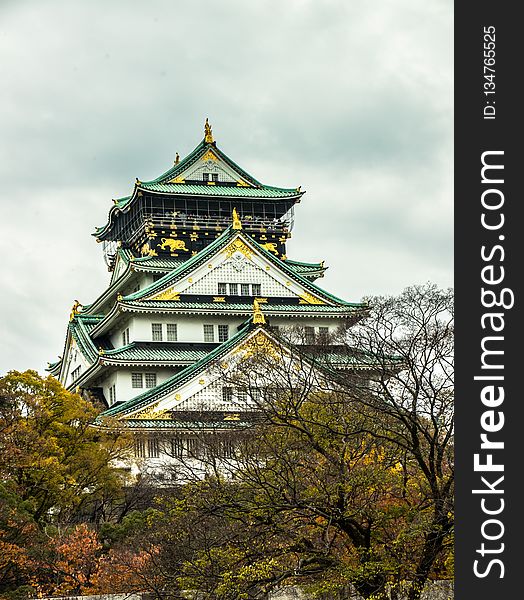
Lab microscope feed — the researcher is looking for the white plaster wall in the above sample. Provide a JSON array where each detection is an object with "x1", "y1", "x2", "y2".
[
  {"x1": 120, "y1": 314, "x2": 246, "y2": 343},
  {"x1": 99, "y1": 368, "x2": 176, "y2": 405},
  {"x1": 63, "y1": 340, "x2": 91, "y2": 387},
  {"x1": 108, "y1": 314, "x2": 345, "y2": 350}
]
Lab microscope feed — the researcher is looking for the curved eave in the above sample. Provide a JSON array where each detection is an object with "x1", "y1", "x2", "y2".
[
  {"x1": 138, "y1": 183, "x2": 303, "y2": 199},
  {"x1": 114, "y1": 420, "x2": 254, "y2": 431}
]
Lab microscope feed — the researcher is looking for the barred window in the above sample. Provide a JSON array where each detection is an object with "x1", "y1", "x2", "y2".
[
  {"x1": 222, "y1": 387, "x2": 233, "y2": 403},
  {"x1": 319, "y1": 326, "x2": 329, "y2": 337},
  {"x1": 71, "y1": 366, "x2": 81, "y2": 381},
  {"x1": 148, "y1": 438, "x2": 160, "y2": 458},
  {"x1": 171, "y1": 438, "x2": 184, "y2": 458},
  {"x1": 145, "y1": 373, "x2": 157, "y2": 388},
  {"x1": 236, "y1": 387, "x2": 248, "y2": 405},
  {"x1": 252, "y1": 283, "x2": 261, "y2": 296},
  {"x1": 152, "y1": 323, "x2": 163, "y2": 341},
  {"x1": 218, "y1": 282, "x2": 227, "y2": 295},
  {"x1": 132, "y1": 373, "x2": 143, "y2": 388},
  {"x1": 228, "y1": 283, "x2": 239, "y2": 295},
  {"x1": 305, "y1": 326, "x2": 315, "y2": 343},
  {"x1": 220, "y1": 440, "x2": 235, "y2": 459},
  {"x1": 186, "y1": 438, "x2": 202, "y2": 457},
  {"x1": 135, "y1": 439, "x2": 146, "y2": 458},
  {"x1": 203, "y1": 324, "x2": 215, "y2": 342},
  {"x1": 122, "y1": 327, "x2": 130, "y2": 346},
  {"x1": 240, "y1": 283, "x2": 250, "y2": 296},
  {"x1": 218, "y1": 324, "x2": 229, "y2": 342},
  {"x1": 167, "y1": 323, "x2": 178, "y2": 341},
  {"x1": 108, "y1": 384, "x2": 116, "y2": 404}
]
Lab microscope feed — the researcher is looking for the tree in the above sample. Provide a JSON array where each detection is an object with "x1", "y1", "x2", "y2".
[
  {"x1": 148, "y1": 283, "x2": 454, "y2": 600},
  {"x1": 0, "y1": 370, "x2": 133, "y2": 598},
  {"x1": 0, "y1": 370, "x2": 130, "y2": 526}
]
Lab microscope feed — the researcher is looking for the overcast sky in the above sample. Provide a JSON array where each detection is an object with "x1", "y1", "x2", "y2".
[{"x1": 0, "y1": 0, "x2": 452, "y2": 375}]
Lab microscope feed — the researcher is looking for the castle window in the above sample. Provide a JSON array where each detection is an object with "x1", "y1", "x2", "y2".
[
  {"x1": 252, "y1": 283, "x2": 261, "y2": 296},
  {"x1": 122, "y1": 327, "x2": 130, "y2": 346},
  {"x1": 148, "y1": 438, "x2": 160, "y2": 458},
  {"x1": 167, "y1": 323, "x2": 178, "y2": 341},
  {"x1": 218, "y1": 324, "x2": 229, "y2": 342},
  {"x1": 171, "y1": 438, "x2": 184, "y2": 458},
  {"x1": 203, "y1": 324, "x2": 215, "y2": 342},
  {"x1": 145, "y1": 373, "x2": 157, "y2": 388},
  {"x1": 222, "y1": 387, "x2": 233, "y2": 403},
  {"x1": 71, "y1": 365, "x2": 81, "y2": 381},
  {"x1": 219, "y1": 440, "x2": 235, "y2": 458},
  {"x1": 318, "y1": 326, "x2": 329, "y2": 338},
  {"x1": 236, "y1": 387, "x2": 248, "y2": 405},
  {"x1": 305, "y1": 326, "x2": 315, "y2": 343},
  {"x1": 228, "y1": 283, "x2": 239, "y2": 295},
  {"x1": 108, "y1": 384, "x2": 116, "y2": 404},
  {"x1": 218, "y1": 282, "x2": 227, "y2": 295},
  {"x1": 240, "y1": 284, "x2": 250, "y2": 296},
  {"x1": 212, "y1": 173, "x2": 218, "y2": 182},
  {"x1": 132, "y1": 373, "x2": 143, "y2": 388},
  {"x1": 135, "y1": 439, "x2": 146, "y2": 458},
  {"x1": 152, "y1": 323, "x2": 163, "y2": 341}
]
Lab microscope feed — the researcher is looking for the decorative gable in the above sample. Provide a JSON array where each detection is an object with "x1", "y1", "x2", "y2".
[
  {"x1": 143, "y1": 233, "x2": 327, "y2": 305},
  {"x1": 167, "y1": 147, "x2": 251, "y2": 187},
  {"x1": 115, "y1": 327, "x2": 289, "y2": 421}
]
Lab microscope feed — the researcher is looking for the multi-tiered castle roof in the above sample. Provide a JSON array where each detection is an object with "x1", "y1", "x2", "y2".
[{"x1": 48, "y1": 122, "x2": 372, "y2": 473}]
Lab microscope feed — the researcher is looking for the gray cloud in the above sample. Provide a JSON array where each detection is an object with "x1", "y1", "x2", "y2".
[{"x1": 0, "y1": 0, "x2": 453, "y2": 374}]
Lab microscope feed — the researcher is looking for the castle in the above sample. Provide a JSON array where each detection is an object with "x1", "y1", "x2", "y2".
[{"x1": 48, "y1": 120, "x2": 369, "y2": 478}]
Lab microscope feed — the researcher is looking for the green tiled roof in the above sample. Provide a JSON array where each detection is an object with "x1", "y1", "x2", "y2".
[
  {"x1": 69, "y1": 314, "x2": 104, "y2": 362},
  {"x1": 120, "y1": 419, "x2": 254, "y2": 430},
  {"x1": 129, "y1": 254, "x2": 187, "y2": 270},
  {"x1": 137, "y1": 182, "x2": 299, "y2": 198},
  {"x1": 102, "y1": 342, "x2": 213, "y2": 364},
  {"x1": 121, "y1": 300, "x2": 361, "y2": 314}
]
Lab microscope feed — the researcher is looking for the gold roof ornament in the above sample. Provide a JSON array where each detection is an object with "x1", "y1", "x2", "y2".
[
  {"x1": 252, "y1": 299, "x2": 266, "y2": 325},
  {"x1": 204, "y1": 117, "x2": 214, "y2": 143},
  {"x1": 232, "y1": 207, "x2": 242, "y2": 230},
  {"x1": 69, "y1": 300, "x2": 82, "y2": 321}
]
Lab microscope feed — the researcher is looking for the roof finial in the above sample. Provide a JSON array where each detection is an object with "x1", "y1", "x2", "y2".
[
  {"x1": 69, "y1": 300, "x2": 82, "y2": 321},
  {"x1": 175, "y1": 152, "x2": 180, "y2": 165},
  {"x1": 232, "y1": 207, "x2": 242, "y2": 230},
  {"x1": 204, "y1": 118, "x2": 214, "y2": 143},
  {"x1": 253, "y1": 299, "x2": 266, "y2": 325}
]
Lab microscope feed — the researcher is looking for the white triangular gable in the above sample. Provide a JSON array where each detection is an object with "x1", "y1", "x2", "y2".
[
  {"x1": 167, "y1": 148, "x2": 251, "y2": 186},
  {"x1": 110, "y1": 251, "x2": 129, "y2": 286},
  {"x1": 144, "y1": 234, "x2": 328, "y2": 305},
  {"x1": 123, "y1": 328, "x2": 293, "y2": 420},
  {"x1": 61, "y1": 334, "x2": 92, "y2": 388}
]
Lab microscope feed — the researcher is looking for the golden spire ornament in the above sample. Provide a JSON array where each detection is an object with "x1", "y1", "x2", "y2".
[
  {"x1": 252, "y1": 299, "x2": 266, "y2": 325},
  {"x1": 204, "y1": 118, "x2": 214, "y2": 143},
  {"x1": 232, "y1": 207, "x2": 242, "y2": 230}
]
